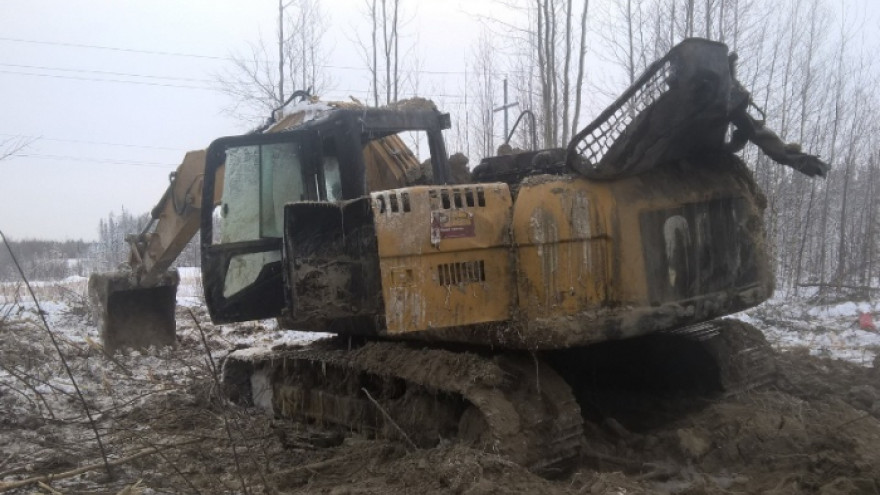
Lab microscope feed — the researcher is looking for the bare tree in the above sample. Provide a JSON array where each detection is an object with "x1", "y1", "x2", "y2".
[
  {"x1": 587, "y1": 0, "x2": 880, "y2": 298},
  {"x1": 216, "y1": 0, "x2": 331, "y2": 123},
  {"x1": 535, "y1": 0, "x2": 551, "y2": 145},
  {"x1": 382, "y1": 0, "x2": 401, "y2": 104},
  {"x1": 561, "y1": 0, "x2": 573, "y2": 144},
  {"x1": 356, "y1": 0, "x2": 409, "y2": 106},
  {"x1": 370, "y1": 0, "x2": 379, "y2": 106},
  {"x1": 597, "y1": 0, "x2": 650, "y2": 89},
  {"x1": 471, "y1": 30, "x2": 497, "y2": 159},
  {"x1": 499, "y1": 0, "x2": 591, "y2": 148},
  {"x1": 570, "y1": 0, "x2": 590, "y2": 139},
  {"x1": 0, "y1": 136, "x2": 34, "y2": 161}
]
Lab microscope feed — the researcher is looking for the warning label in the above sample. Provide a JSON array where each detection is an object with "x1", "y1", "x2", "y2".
[{"x1": 430, "y1": 210, "x2": 475, "y2": 243}]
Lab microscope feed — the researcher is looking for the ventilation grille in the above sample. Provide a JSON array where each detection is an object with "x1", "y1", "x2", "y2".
[
  {"x1": 375, "y1": 191, "x2": 411, "y2": 213},
  {"x1": 429, "y1": 187, "x2": 486, "y2": 210},
  {"x1": 437, "y1": 260, "x2": 486, "y2": 286}
]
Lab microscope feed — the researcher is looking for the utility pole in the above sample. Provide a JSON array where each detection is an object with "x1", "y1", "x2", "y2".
[{"x1": 493, "y1": 78, "x2": 519, "y2": 143}]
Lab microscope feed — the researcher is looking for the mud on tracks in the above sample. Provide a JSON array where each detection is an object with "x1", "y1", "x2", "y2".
[{"x1": 227, "y1": 339, "x2": 584, "y2": 477}]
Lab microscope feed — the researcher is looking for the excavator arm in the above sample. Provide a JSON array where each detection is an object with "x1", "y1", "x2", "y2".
[
  {"x1": 88, "y1": 150, "x2": 222, "y2": 352},
  {"x1": 128, "y1": 150, "x2": 215, "y2": 284}
]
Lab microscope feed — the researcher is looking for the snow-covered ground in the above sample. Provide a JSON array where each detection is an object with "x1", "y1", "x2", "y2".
[
  {"x1": 0, "y1": 268, "x2": 323, "y2": 433},
  {"x1": 2, "y1": 270, "x2": 877, "y2": 435},
  {"x1": 0, "y1": 268, "x2": 326, "y2": 492},
  {"x1": 2, "y1": 267, "x2": 323, "y2": 351},
  {"x1": 1, "y1": 270, "x2": 878, "y2": 492},
  {"x1": 174, "y1": 266, "x2": 323, "y2": 348},
  {"x1": 5, "y1": 270, "x2": 880, "y2": 366},
  {"x1": 737, "y1": 289, "x2": 880, "y2": 366}
]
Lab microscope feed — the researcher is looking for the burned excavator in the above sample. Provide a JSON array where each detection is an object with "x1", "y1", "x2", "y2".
[{"x1": 89, "y1": 39, "x2": 828, "y2": 475}]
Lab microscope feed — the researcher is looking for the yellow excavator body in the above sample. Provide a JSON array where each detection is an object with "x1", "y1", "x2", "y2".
[
  {"x1": 282, "y1": 151, "x2": 769, "y2": 349},
  {"x1": 89, "y1": 39, "x2": 827, "y2": 475}
]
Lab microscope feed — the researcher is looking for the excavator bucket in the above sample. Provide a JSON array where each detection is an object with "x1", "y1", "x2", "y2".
[{"x1": 88, "y1": 270, "x2": 180, "y2": 353}]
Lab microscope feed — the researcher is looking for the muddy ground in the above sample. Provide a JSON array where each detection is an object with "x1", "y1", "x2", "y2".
[{"x1": 2, "y1": 299, "x2": 880, "y2": 494}]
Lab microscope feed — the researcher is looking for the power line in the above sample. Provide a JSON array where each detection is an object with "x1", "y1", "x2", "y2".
[
  {"x1": 322, "y1": 89, "x2": 471, "y2": 103},
  {"x1": 0, "y1": 36, "x2": 227, "y2": 60},
  {"x1": 0, "y1": 62, "x2": 214, "y2": 84},
  {"x1": 0, "y1": 133, "x2": 188, "y2": 152},
  {"x1": 321, "y1": 63, "x2": 507, "y2": 76},
  {"x1": 0, "y1": 36, "x2": 522, "y2": 77},
  {"x1": 0, "y1": 69, "x2": 211, "y2": 90},
  {"x1": 0, "y1": 38, "x2": 506, "y2": 108},
  {"x1": 0, "y1": 68, "x2": 475, "y2": 103},
  {"x1": 12, "y1": 153, "x2": 176, "y2": 169}
]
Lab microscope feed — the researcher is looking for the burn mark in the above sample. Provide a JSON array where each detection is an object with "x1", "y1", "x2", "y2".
[{"x1": 641, "y1": 197, "x2": 757, "y2": 304}]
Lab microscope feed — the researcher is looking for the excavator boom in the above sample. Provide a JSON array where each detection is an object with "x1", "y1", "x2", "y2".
[{"x1": 88, "y1": 150, "x2": 217, "y2": 352}]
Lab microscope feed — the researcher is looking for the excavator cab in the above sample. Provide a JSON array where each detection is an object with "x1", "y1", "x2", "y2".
[
  {"x1": 200, "y1": 108, "x2": 451, "y2": 325},
  {"x1": 200, "y1": 130, "x2": 319, "y2": 323},
  {"x1": 88, "y1": 104, "x2": 450, "y2": 352}
]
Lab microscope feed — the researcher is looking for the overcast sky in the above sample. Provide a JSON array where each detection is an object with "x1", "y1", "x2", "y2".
[
  {"x1": 1, "y1": 0, "x2": 878, "y2": 241},
  {"x1": 0, "y1": 0, "x2": 495, "y2": 241}
]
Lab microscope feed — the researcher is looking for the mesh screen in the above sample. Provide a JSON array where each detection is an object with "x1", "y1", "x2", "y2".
[{"x1": 573, "y1": 60, "x2": 672, "y2": 167}]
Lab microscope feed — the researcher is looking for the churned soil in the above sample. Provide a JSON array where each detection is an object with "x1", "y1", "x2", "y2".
[{"x1": 2, "y1": 297, "x2": 880, "y2": 494}]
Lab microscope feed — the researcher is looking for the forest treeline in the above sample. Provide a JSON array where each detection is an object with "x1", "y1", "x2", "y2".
[
  {"x1": 0, "y1": 208, "x2": 200, "y2": 282},
  {"x1": 462, "y1": 0, "x2": 880, "y2": 296},
  {"x1": 448, "y1": 0, "x2": 880, "y2": 297}
]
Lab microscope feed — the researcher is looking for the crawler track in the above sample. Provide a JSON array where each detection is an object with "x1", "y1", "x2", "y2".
[
  {"x1": 666, "y1": 319, "x2": 777, "y2": 393},
  {"x1": 224, "y1": 340, "x2": 583, "y2": 476},
  {"x1": 221, "y1": 320, "x2": 772, "y2": 476}
]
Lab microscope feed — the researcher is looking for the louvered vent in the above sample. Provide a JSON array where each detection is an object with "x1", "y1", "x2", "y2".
[
  {"x1": 429, "y1": 187, "x2": 486, "y2": 210},
  {"x1": 375, "y1": 191, "x2": 411, "y2": 213},
  {"x1": 437, "y1": 260, "x2": 486, "y2": 286}
]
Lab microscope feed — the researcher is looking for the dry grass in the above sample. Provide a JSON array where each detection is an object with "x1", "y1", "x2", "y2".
[
  {"x1": 0, "y1": 281, "x2": 308, "y2": 493},
  {"x1": 0, "y1": 277, "x2": 88, "y2": 306}
]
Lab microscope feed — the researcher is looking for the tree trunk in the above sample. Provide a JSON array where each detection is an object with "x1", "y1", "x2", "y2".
[
  {"x1": 562, "y1": 0, "x2": 573, "y2": 145},
  {"x1": 382, "y1": 0, "x2": 390, "y2": 105},
  {"x1": 372, "y1": 0, "x2": 379, "y2": 106},
  {"x1": 571, "y1": 0, "x2": 590, "y2": 139},
  {"x1": 278, "y1": 0, "x2": 285, "y2": 106},
  {"x1": 393, "y1": 0, "x2": 399, "y2": 103}
]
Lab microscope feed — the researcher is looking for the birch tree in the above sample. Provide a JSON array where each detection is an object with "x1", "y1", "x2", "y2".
[
  {"x1": 471, "y1": 31, "x2": 497, "y2": 158},
  {"x1": 217, "y1": 0, "x2": 331, "y2": 123},
  {"x1": 358, "y1": 0, "x2": 410, "y2": 106},
  {"x1": 490, "y1": 0, "x2": 591, "y2": 151}
]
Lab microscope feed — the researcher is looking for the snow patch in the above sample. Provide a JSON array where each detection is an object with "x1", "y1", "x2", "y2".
[{"x1": 739, "y1": 296, "x2": 880, "y2": 367}]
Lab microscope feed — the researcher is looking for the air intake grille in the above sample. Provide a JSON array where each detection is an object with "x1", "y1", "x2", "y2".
[
  {"x1": 437, "y1": 260, "x2": 485, "y2": 286},
  {"x1": 375, "y1": 191, "x2": 411, "y2": 213},
  {"x1": 429, "y1": 187, "x2": 486, "y2": 210}
]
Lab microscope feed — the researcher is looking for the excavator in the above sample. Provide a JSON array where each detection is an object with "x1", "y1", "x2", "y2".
[{"x1": 89, "y1": 39, "x2": 828, "y2": 475}]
